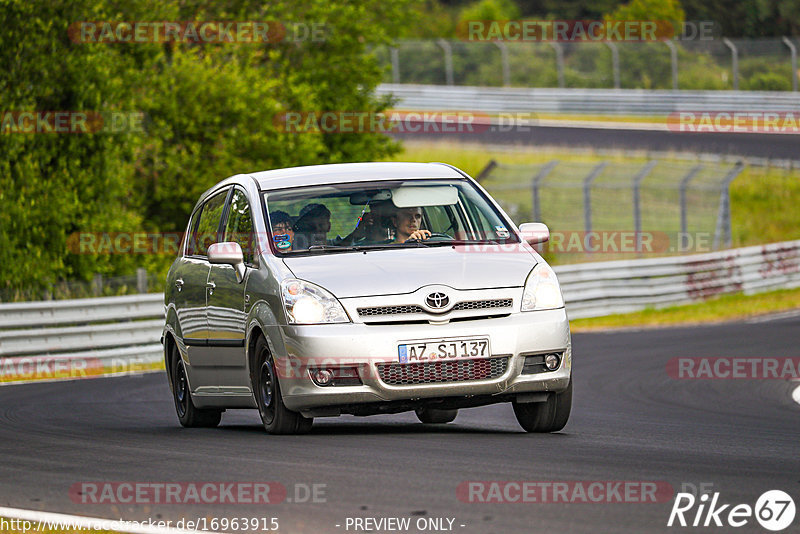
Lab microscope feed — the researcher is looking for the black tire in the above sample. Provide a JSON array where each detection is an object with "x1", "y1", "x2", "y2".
[
  {"x1": 169, "y1": 344, "x2": 222, "y2": 428},
  {"x1": 415, "y1": 407, "x2": 458, "y2": 424},
  {"x1": 251, "y1": 336, "x2": 313, "y2": 435},
  {"x1": 512, "y1": 379, "x2": 572, "y2": 433}
]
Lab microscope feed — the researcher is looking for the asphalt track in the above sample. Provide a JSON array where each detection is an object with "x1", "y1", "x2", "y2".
[
  {"x1": 0, "y1": 315, "x2": 798, "y2": 534},
  {"x1": 395, "y1": 125, "x2": 800, "y2": 160}
]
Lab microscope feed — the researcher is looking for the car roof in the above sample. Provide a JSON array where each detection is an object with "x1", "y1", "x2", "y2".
[{"x1": 250, "y1": 162, "x2": 467, "y2": 191}]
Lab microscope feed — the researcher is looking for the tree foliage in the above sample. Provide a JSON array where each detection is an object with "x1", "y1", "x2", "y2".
[{"x1": 0, "y1": 0, "x2": 411, "y2": 294}]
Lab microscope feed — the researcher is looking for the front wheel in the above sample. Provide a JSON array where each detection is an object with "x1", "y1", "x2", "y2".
[
  {"x1": 170, "y1": 345, "x2": 222, "y2": 428},
  {"x1": 251, "y1": 336, "x2": 313, "y2": 435},
  {"x1": 415, "y1": 407, "x2": 458, "y2": 424},
  {"x1": 512, "y1": 379, "x2": 572, "y2": 433}
]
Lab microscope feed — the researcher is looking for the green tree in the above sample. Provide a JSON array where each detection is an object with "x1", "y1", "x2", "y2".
[
  {"x1": 0, "y1": 0, "x2": 413, "y2": 296},
  {"x1": 606, "y1": 0, "x2": 686, "y2": 24},
  {"x1": 458, "y1": 0, "x2": 521, "y2": 23}
]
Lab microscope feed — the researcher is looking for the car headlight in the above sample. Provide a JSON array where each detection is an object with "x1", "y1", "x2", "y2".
[
  {"x1": 521, "y1": 263, "x2": 564, "y2": 311},
  {"x1": 281, "y1": 279, "x2": 350, "y2": 324}
]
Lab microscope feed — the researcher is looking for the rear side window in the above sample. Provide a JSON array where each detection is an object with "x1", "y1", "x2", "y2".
[
  {"x1": 189, "y1": 189, "x2": 229, "y2": 257},
  {"x1": 223, "y1": 189, "x2": 255, "y2": 265}
]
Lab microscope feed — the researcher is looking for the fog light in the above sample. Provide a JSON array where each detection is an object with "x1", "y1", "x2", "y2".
[
  {"x1": 544, "y1": 353, "x2": 560, "y2": 370},
  {"x1": 311, "y1": 369, "x2": 333, "y2": 386}
]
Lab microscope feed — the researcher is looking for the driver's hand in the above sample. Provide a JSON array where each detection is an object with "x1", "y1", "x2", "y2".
[{"x1": 405, "y1": 229, "x2": 431, "y2": 242}]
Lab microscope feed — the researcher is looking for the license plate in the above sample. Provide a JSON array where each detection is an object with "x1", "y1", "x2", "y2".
[{"x1": 398, "y1": 337, "x2": 490, "y2": 363}]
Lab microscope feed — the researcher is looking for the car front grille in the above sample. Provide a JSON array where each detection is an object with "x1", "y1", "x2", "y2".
[
  {"x1": 358, "y1": 298, "x2": 512, "y2": 318},
  {"x1": 358, "y1": 304, "x2": 425, "y2": 316},
  {"x1": 376, "y1": 357, "x2": 509, "y2": 386},
  {"x1": 451, "y1": 298, "x2": 512, "y2": 311}
]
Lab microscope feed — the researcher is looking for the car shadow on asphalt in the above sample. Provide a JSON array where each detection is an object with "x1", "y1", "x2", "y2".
[{"x1": 214, "y1": 423, "x2": 572, "y2": 436}]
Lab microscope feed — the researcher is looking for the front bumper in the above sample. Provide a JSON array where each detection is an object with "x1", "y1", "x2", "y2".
[{"x1": 276, "y1": 308, "x2": 571, "y2": 413}]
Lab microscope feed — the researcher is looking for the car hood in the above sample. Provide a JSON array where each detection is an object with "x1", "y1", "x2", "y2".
[{"x1": 282, "y1": 245, "x2": 537, "y2": 298}]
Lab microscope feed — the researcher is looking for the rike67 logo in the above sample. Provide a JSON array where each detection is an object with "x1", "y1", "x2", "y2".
[{"x1": 668, "y1": 490, "x2": 796, "y2": 531}]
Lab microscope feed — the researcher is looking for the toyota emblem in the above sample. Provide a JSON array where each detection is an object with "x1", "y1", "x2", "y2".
[{"x1": 425, "y1": 292, "x2": 450, "y2": 310}]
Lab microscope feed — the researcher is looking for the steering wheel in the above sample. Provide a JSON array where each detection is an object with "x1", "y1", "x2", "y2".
[{"x1": 406, "y1": 232, "x2": 453, "y2": 243}]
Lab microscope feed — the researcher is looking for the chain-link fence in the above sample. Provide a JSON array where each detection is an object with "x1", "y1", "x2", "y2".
[
  {"x1": 478, "y1": 159, "x2": 743, "y2": 261},
  {"x1": 373, "y1": 38, "x2": 800, "y2": 91}
]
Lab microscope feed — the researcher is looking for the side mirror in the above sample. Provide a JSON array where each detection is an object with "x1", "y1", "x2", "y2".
[
  {"x1": 518, "y1": 222, "x2": 550, "y2": 244},
  {"x1": 208, "y1": 242, "x2": 246, "y2": 283}
]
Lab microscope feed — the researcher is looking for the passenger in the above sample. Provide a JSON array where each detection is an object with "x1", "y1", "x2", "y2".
[
  {"x1": 269, "y1": 210, "x2": 294, "y2": 252},
  {"x1": 294, "y1": 203, "x2": 331, "y2": 247},
  {"x1": 390, "y1": 207, "x2": 431, "y2": 243}
]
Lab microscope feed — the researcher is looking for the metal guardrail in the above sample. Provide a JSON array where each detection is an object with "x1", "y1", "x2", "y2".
[
  {"x1": 560, "y1": 239, "x2": 800, "y2": 318},
  {"x1": 1, "y1": 239, "x2": 798, "y2": 380},
  {"x1": 0, "y1": 294, "x2": 165, "y2": 382},
  {"x1": 377, "y1": 84, "x2": 800, "y2": 114}
]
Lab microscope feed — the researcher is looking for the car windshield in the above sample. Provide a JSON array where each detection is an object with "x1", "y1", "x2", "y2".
[{"x1": 263, "y1": 179, "x2": 518, "y2": 254}]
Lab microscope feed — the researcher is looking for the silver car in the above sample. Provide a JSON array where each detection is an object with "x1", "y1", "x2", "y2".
[{"x1": 163, "y1": 162, "x2": 572, "y2": 434}]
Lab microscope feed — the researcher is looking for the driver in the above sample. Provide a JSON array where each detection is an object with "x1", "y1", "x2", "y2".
[{"x1": 391, "y1": 207, "x2": 431, "y2": 243}]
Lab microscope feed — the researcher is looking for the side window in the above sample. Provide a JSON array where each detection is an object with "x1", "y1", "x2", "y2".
[
  {"x1": 184, "y1": 208, "x2": 201, "y2": 256},
  {"x1": 424, "y1": 205, "x2": 457, "y2": 235},
  {"x1": 223, "y1": 189, "x2": 255, "y2": 265},
  {"x1": 191, "y1": 189, "x2": 229, "y2": 257}
]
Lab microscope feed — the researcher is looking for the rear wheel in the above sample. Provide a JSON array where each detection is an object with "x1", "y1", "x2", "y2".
[
  {"x1": 169, "y1": 344, "x2": 222, "y2": 428},
  {"x1": 512, "y1": 379, "x2": 572, "y2": 433},
  {"x1": 415, "y1": 407, "x2": 458, "y2": 424},
  {"x1": 251, "y1": 336, "x2": 313, "y2": 435}
]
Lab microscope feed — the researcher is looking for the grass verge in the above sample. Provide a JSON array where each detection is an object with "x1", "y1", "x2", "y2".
[{"x1": 570, "y1": 287, "x2": 800, "y2": 331}]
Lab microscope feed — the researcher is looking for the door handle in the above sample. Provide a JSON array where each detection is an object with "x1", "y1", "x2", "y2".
[
  {"x1": 175, "y1": 278, "x2": 184, "y2": 291},
  {"x1": 206, "y1": 280, "x2": 216, "y2": 295}
]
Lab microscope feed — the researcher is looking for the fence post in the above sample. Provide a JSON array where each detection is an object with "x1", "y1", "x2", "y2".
[
  {"x1": 679, "y1": 165, "x2": 703, "y2": 250},
  {"x1": 92, "y1": 274, "x2": 103, "y2": 297},
  {"x1": 390, "y1": 47, "x2": 400, "y2": 83},
  {"x1": 632, "y1": 160, "x2": 658, "y2": 254},
  {"x1": 664, "y1": 40, "x2": 679, "y2": 90},
  {"x1": 782, "y1": 37, "x2": 798, "y2": 92},
  {"x1": 549, "y1": 42, "x2": 565, "y2": 88},
  {"x1": 722, "y1": 38, "x2": 739, "y2": 90},
  {"x1": 712, "y1": 163, "x2": 744, "y2": 250},
  {"x1": 136, "y1": 268, "x2": 148, "y2": 294},
  {"x1": 494, "y1": 41, "x2": 511, "y2": 87},
  {"x1": 475, "y1": 159, "x2": 498, "y2": 182},
  {"x1": 437, "y1": 39, "x2": 454, "y2": 86},
  {"x1": 532, "y1": 160, "x2": 559, "y2": 222},
  {"x1": 583, "y1": 162, "x2": 609, "y2": 236},
  {"x1": 605, "y1": 42, "x2": 620, "y2": 89}
]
